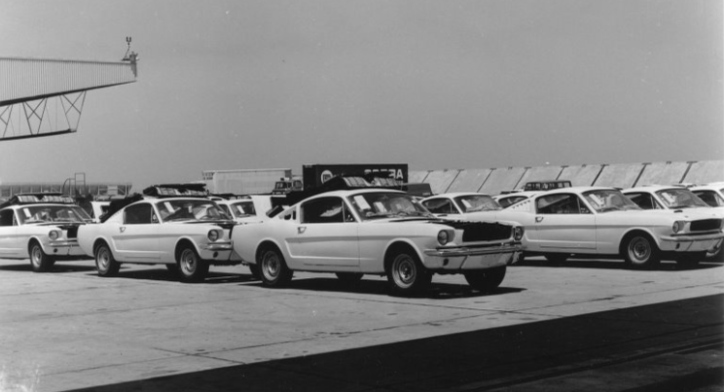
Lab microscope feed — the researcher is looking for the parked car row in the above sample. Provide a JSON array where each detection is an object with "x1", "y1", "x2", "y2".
[{"x1": 1, "y1": 181, "x2": 722, "y2": 296}]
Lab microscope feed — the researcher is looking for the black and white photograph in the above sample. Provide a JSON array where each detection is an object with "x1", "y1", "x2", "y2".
[{"x1": 1, "y1": 1, "x2": 722, "y2": 391}]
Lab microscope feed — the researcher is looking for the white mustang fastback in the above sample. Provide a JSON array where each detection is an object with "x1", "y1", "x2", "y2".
[
  {"x1": 623, "y1": 185, "x2": 724, "y2": 261},
  {"x1": 503, "y1": 187, "x2": 724, "y2": 268},
  {"x1": 0, "y1": 194, "x2": 92, "y2": 272},
  {"x1": 77, "y1": 197, "x2": 241, "y2": 282},
  {"x1": 231, "y1": 189, "x2": 524, "y2": 296}
]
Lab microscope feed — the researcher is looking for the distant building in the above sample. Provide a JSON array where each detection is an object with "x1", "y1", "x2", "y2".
[{"x1": 0, "y1": 182, "x2": 132, "y2": 201}]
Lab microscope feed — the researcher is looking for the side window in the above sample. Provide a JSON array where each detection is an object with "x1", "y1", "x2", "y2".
[
  {"x1": 301, "y1": 197, "x2": 345, "y2": 224},
  {"x1": 626, "y1": 193, "x2": 662, "y2": 210},
  {"x1": 536, "y1": 194, "x2": 587, "y2": 214},
  {"x1": 422, "y1": 199, "x2": 455, "y2": 214},
  {"x1": 281, "y1": 209, "x2": 297, "y2": 221},
  {"x1": 124, "y1": 203, "x2": 154, "y2": 224},
  {"x1": 0, "y1": 209, "x2": 14, "y2": 227},
  {"x1": 218, "y1": 204, "x2": 232, "y2": 217}
]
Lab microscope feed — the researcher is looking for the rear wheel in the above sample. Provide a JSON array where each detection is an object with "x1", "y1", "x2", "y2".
[
  {"x1": 258, "y1": 247, "x2": 293, "y2": 287},
  {"x1": 386, "y1": 251, "x2": 431, "y2": 296},
  {"x1": 336, "y1": 272, "x2": 363, "y2": 283},
  {"x1": 177, "y1": 245, "x2": 209, "y2": 283},
  {"x1": 623, "y1": 234, "x2": 660, "y2": 269},
  {"x1": 29, "y1": 241, "x2": 54, "y2": 272},
  {"x1": 95, "y1": 244, "x2": 120, "y2": 277},
  {"x1": 464, "y1": 266, "x2": 507, "y2": 292}
]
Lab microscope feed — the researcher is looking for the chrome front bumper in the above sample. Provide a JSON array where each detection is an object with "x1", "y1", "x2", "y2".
[{"x1": 423, "y1": 242, "x2": 523, "y2": 271}]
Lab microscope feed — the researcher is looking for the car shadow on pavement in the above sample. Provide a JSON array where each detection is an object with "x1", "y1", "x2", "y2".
[
  {"x1": 83, "y1": 267, "x2": 257, "y2": 284},
  {"x1": 0, "y1": 262, "x2": 96, "y2": 273},
  {"x1": 241, "y1": 277, "x2": 525, "y2": 299},
  {"x1": 516, "y1": 258, "x2": 723, "y2": 272}
]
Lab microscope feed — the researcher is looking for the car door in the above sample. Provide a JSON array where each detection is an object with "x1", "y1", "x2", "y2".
[
  {"x1": 531, "y1": 193, "x2": 597, "y2": 252},
  {"x1": 112, "y1": 203, "x2": 160, "y2": 262},
  {"x1": 0, "y1": 209, "x2": 23, "y2": 258},
  {"x1": 285, "y1": 196, "x2": 359, "y2": 269}
]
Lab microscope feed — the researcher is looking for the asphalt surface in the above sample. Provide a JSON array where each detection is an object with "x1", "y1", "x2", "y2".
[{"x1": 0, "y1": 257, "x2": 722, "y2": 392}]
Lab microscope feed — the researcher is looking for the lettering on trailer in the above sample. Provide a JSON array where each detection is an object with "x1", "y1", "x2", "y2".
[
  {"x1": 364, "y1": 168, "x2": 404, "y2": 181},
  {"x1": 320, "y1": 168, "x2": 405, "y2": 184}
]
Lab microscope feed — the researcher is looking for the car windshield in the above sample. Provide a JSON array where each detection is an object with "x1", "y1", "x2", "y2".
[
  {"x1": 229, "y1": 201, "x2": 256, "y2": 217},
  {"x1": 19, "y1": 205, "x2": 91, "y2": 224},
  {"x1": 348, "y1": 192, "x2": 433, "y2": 220},
  {"x1": 583, "y1": 190, "x2": 641, "y2": 213},
  {"x1": 454, "y1": 195, "x2": 502, "y2": 212},
  {"x1": 692, "y1": 190, "x2": 724, "y2": 207},
  {"x1": 656, "y1": 188, "x2": 709, "y2": 209},
  {"x1": 155, "y1": 199, "x2": 232, "y2": 222}
]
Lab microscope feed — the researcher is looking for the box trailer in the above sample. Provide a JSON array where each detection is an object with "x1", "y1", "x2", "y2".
[{"x1": 202, "y1": 168, "x2": 292, "y2": 195}]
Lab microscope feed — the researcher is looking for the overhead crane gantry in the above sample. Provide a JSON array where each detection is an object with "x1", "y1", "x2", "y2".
[{"x1": 0, "y1": 38, "x2": 138, "y2": 141}]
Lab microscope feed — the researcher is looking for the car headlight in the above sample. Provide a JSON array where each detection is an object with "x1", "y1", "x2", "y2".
[
  {"x1": 672, "y1": 221, "x2": 685, "y2": 234},
  {"x1": 513, "y1": 226, "x2": 524, "y2": 241},
  {"x1": 207, "y1": 230, "x2": 220, "y2": 242},
  {"x1": 437, "y1": 230, "x2": 450, "y2": 245},
  {"x1": 48, "y1": 230, "x2": 60, "y2": 240}
]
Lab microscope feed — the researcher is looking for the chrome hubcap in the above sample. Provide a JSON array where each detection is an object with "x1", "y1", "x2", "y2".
[
  {"x1": 31, "y1": 247, "x2": 41, "y2": 266},
  {"x1": 629, "y1": 237, "x2": 651, "y2": 262},
  {"x1": 262, "y1": 252, "x2": 280, "y2": 279},
  {"x1": 97, "y1": 248, "x2": 109, "y2": 270},
  {"x1": 392, "y1": 255, "x2": 416, "y2": 288},
  {"x1": 180, "y1": 249, "x2": 196, "y2": 274}
]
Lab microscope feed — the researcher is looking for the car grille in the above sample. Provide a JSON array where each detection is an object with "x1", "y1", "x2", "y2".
[
  {"x1": 460, "y1": 222, "x2": 512, "y2": 242},
  {"x1": 66, "y1": 226, "x2": 79, "y2": 239},
  {"x1": 690, "y1": 219, "x2": 722, "y2": 232}
]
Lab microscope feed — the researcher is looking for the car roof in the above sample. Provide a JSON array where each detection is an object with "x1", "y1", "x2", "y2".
[
  {"x1": 305, "y1": 188, "x2": 406, "y2": 199},
  {"x1": 623, "y1": 185, "x2": 688, "y2": 193},
  {"x1": 691, "y1": 183, "x2": 724, "y2": 191},
  {"x1": 422, "y1": 192, "x2": 493, "y2": 200}
]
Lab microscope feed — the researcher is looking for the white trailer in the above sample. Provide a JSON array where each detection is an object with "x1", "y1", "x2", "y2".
[{"x1": 202, "y1": 168, "x2": 292, "y2": 195}]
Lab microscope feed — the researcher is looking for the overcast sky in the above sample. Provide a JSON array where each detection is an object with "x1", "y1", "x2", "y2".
[{"x1": 0, "y1": 0, "x2": 721, "y2": 189}]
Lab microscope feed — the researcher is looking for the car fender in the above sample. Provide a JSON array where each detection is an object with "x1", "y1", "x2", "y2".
[
  {"x1": 613, "y1": 227, "x2": 663, "y2": 254},
  {"x1": 173, "y1": 236, "x2": 204, "y2": 260},
  {"x1": 381, "y1": 238, "x2": 425, "y2": 269},
  {"x1": 252, "y1": 237, "x2": 288, "y2": 266},
  {"x1": 27, "y1": 235, "x2": 49, "y2": 254}
]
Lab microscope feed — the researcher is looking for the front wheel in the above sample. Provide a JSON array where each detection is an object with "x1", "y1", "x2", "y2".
[
  {"x1": 386, "y1": 251, "x2": 431, "y2": 296},
  {"x1": 95, "y1": 244, "x2": 120, "y2": 277},
  {"x1": 623, "y1": 234, "x2": 660, "y2": 269},
  {"x1": 177, "y1": 245, "x2": 209, "y2": 283},
  {"x1": 29, "y1": 242, "x2": 54, "y2": 272},
  {"x1": 464, "y1": 266, "x2": 507, "y2": 292},
  {"x1": 258, "y1": 247, "x2": 293, "y2": 287}
]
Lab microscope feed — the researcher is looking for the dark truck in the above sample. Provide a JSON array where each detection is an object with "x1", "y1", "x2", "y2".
[{"x1": 272, "y1": 164, "x2": 409, "y2": 207}]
